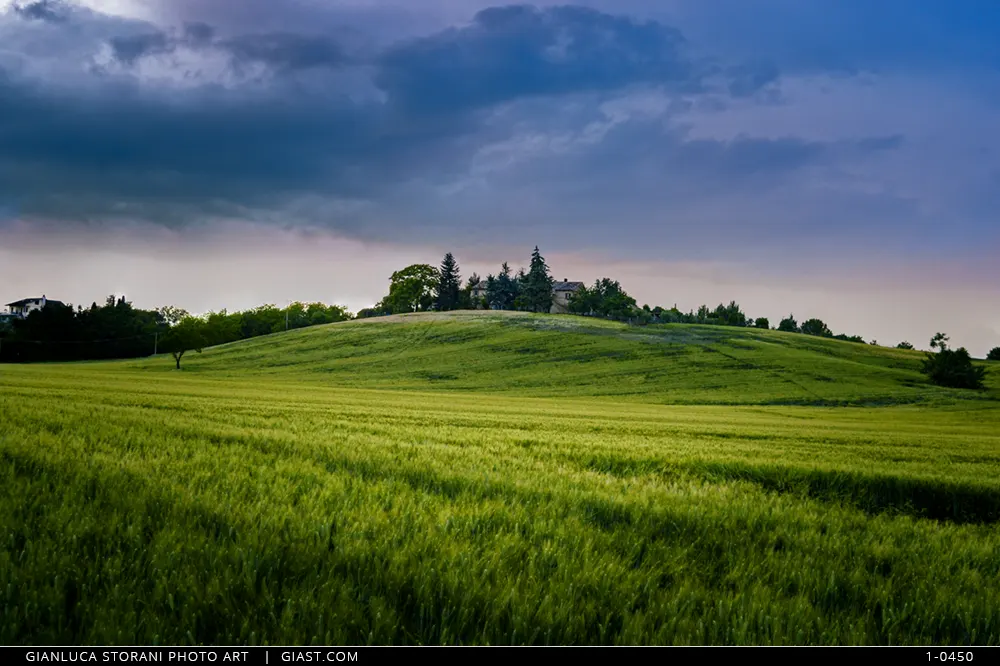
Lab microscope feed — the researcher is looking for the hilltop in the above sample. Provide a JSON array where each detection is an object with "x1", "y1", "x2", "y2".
[{"x1": 110, "y1": 311, "x2": 999, "y2": 406}]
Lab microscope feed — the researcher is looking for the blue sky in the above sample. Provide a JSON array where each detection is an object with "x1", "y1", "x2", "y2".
[{"x1": 0, "y1": 1, "x2": 997, "y2": 353}]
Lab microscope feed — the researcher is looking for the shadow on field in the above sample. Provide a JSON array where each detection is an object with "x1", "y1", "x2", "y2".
[{"x1": 687, "y1": 462, "x2": 1000, "y2": 525}]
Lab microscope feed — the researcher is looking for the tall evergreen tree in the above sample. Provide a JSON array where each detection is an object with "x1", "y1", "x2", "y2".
[
  {"x1": 435, "y1": 252, "x2": 461, "y2": 311},
  {"x1": 521, "y1": 246, "x2": 554, "y2": 313}
]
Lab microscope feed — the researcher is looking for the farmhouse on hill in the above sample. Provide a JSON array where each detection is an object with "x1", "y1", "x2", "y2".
[
  {"x1": 470, "y1": 279, "x2": 584, "y2": 314},
  {"x1": 551, "y1": 279, "x2": 585, "y2": 314},
  {"x1": 4, "y1": 295, "x2": 64, "y2": 319}
]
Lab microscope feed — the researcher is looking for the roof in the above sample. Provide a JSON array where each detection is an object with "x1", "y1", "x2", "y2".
[
  {"x1": 553, "y1": 281, "x2": 585, "y2": 291},
  {"x1": 6, "y1": 297, "x2": 64, "y2": 308},
  {"x1": 6, "y1": 298, "x2": 43, "y2": 307}
]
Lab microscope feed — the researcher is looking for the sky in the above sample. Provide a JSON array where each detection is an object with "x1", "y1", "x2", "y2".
[{"x1": 0, "y1": 0, "x2": 998, "y2": 354}]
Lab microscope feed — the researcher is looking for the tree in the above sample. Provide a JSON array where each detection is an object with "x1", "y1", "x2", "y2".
[
  {"x1": 486, "y1": 263, "x2": 520, "y2": 310},
  {"x1": 520, "y1": 246, "x2": 555, "y2": 313},
  {"x1": 777, "y1": 315, "x2": 799, "y2": 333},
  {"x1": 922, "y1": 333, "x2": 986, "y2": 389},
  {"x1": 800, "y1": 318, "x2": 832, "y2": 337},
  {"x1": 712, "y1": 301, "x2": 747, "y2": 327},
  {"x1": 574, "y1": 278, "x2": 637, "y2": 321},
  {"x1": 156, "y1": 305, "x2": 190, "y2": 326},
  {"x1": 281, "y1": 302, "x2": 353, "y2": 331},
  {"x1": 160, "y1": 317, "x2": 207, "y2": 370},
  {"x1": 988, "y1": 347, "x2": 1000, "y2": 361},
  {"x1": 459, "y1": 273, "x2": 481, "y2": 310},
  {"x1": 896, "y1": 341, "x2": 915, "y2": 350},
  {"x1": 930, "y1": 332, "x2": 949, "y2": 351},
  {"x1": 435, "y1": 252, "x2": 462, "y2": 311},
  {"x1": 568, "y1": 285, "x2": 599, "y2": 315},
  {"x1": 379, "y1": 264, "x2": 439, "y2": 313},
  {"x1": 753, "y1": 317, "x2": 770, "y2": 329}
]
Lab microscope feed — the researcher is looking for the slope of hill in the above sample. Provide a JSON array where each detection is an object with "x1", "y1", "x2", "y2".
[{"x1": 123, "y1": 311, "x2": 998, "y2": 406}]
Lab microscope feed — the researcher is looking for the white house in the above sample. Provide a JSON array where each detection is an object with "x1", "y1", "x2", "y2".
[{"x1": 5, "y1": 295, "x2": 63, "y2": 319}]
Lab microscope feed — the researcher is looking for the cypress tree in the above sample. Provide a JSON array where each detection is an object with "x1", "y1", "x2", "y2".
[
  {"x1": 436, "y1": 252, "x2": 461, "y2": 311},
  {"x1": 522, "y1": 246, "x2": 554, "y2": 313}
]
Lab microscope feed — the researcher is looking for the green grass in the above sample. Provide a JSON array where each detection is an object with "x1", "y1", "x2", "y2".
[
  {"x1": 121, "y1": 310, "x2": 1000, "y2": 405},
  {"x1": 1, "y1": 311, "x2": 999, "y2": 645}
]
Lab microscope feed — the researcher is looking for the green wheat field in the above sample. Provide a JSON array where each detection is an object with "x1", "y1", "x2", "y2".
[{"x1": 2, "y1": 311, "x2": 1000, "y2": 645}]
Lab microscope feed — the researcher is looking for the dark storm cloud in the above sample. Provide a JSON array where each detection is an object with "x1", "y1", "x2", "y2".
[
  {"x1": 12, "y1": 0, "x2": 67, "y2": 23},
  {"x1": 221, "y1": 32, "x2": 348, "y2": 71},
  {"x1": 0, "y1": 1, "x2": 918, "y2": 252},
  {"x1": 0, "y1": 68, "x2": 380, "y2": 223},
  {"x1": 0, "y1": 3, "x2": 740, "y2": 227},
  {"x1": 182, "y1": 22, "x2": 215, "y2": 45},
  {"x1": 377, "y1": 5, "x2": 699, "y2": 114},
  {"x1": 109, "y1": 31, "x2": 173, "y2": 64},
  {"x1": 105, "y1": 24, "x2": 348, "y2": 72}
]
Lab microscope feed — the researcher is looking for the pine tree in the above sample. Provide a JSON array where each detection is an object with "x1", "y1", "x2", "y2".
[
  {"x1": 435, "y1": 252, "x2": 461, "y2": 311},
  {"x1": 522, "y1": 246, "x2": 554, "y2": 313}
]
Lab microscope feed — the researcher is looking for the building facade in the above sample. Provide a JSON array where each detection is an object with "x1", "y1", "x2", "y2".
[{"x1": 5, "y1": 295, "x2": 63, "y2": 319}]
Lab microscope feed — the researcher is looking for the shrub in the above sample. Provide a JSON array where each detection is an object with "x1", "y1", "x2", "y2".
[
  {"x1": 896, "y1": 341, "x2": 914, "y2": 350},
  {"x1": 922, "y1": 347, "x2": 986, "y2": 389},
  {"x1": 988, "y1": 347, "x2": 1000, "y2": 361}
]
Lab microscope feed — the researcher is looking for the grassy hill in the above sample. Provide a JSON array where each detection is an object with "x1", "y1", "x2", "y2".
[
  {"x1": 2, "y1": 311, "x2": 1000, "y2": 645},
  {"x1": 119, "y1": 310, "x2": 999, "y2": 406}
]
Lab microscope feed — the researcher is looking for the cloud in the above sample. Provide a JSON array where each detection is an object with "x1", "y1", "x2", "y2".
[
  {"x1": 376, "y1": 5, "x2": 699, "y2": 114},
  {"x1": 221, "y1": 32, "x2": 348, "y2": 71},
  {"x1": 0, "y1": 4, "x2": 736, "y2": 231},
  {"x1": 0, "y1": 1, "x2": 995, "y2": 270},
  {"x1": 104, "y1": 23, "x2": 348, "y2": 72},
  {"x1": 12, "y1": 0, "x2": 66, "y2": 23},
  {"x1": 109, "y1": 31, "x2": 171, "y2": 64}
]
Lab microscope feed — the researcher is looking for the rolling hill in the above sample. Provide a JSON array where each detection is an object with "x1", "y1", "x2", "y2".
[{"x1": 120, "y1": 310, "x2": 999, "y2": 406}]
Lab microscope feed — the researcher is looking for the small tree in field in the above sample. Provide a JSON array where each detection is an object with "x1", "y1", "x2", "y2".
[
  {"x1": 987, "y1": 347, "x2": 1000, "y2": 361},
  {"x1": 161, "y1": 317, "x2": 207, "y2": 370},
  {"x1": 753, "y1": 317, "x2": 770, "y2": 329},
  {"x1": 896, "y1": 341, "x2": 914, "y2": 350},
  {"x1": 921, "y1": 333, "x2": 986, "y2": 389}
]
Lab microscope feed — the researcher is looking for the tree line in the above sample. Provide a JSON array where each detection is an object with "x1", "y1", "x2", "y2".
[
  {"x1": 357, "y1": 247, "x2": 559, "y2": 316},
  {"x1": 0, "y1": 296, "x2": 350, "y2": 364}
]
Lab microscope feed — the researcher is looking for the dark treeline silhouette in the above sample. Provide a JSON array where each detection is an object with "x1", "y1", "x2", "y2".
[
  {"x1": 0, "y1": 295, "x2": 163, "y2": 363},
  {"x1": 0, "y1": 296, "x2": 352, "y2": 364}
]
